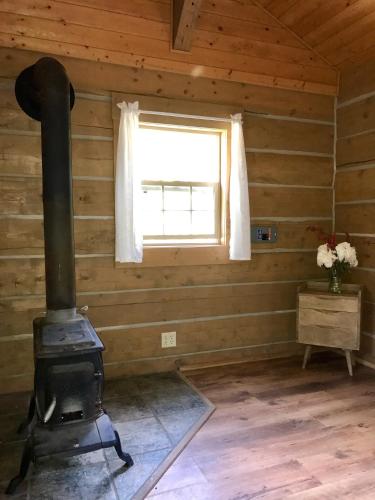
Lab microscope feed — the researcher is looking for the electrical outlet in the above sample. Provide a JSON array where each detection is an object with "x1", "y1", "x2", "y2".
[{"x1": 161, "y1": 331, "x2": 176, "y2": 348}]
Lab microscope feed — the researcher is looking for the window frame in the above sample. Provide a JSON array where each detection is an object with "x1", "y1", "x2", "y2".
[{"x1": 138, "y1": 121, "x2": 228, "y2": 248}]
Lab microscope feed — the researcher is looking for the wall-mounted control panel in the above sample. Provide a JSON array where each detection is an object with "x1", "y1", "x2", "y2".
[{"x1": 251, "y1": 225, "x2": 278, "y2": 243}]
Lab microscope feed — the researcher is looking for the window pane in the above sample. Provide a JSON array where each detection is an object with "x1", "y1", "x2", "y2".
[
  {"x1": 192, "y1": 211, "x2": 215, "y2": 235},
  {"x1": 164, "y1": 211, "x2": 191, "y2": 235},
  {"x1": 192, "y1": 186, "x2": 215, "y2": 211},
  {"x1": 142, "y1": 185, "x2": 162, "y2": 211},
  {"x1": 164, "y1": 186, "x2": 190, "y2": 211},
  {"x1": 143, "y1": 211, "x2": 163, "y2": 235},
  {"x1": 138, "y1": 127, "x2": 220, "y2": 182}
]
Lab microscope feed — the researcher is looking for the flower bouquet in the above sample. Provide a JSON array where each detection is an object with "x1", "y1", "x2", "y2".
[{"x1": 308, "y1": 227, "x2": 358, "y2": 293}]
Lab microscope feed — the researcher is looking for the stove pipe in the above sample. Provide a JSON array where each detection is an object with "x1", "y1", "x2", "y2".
[{"x1": 15, "y1": 57, "x2": 76, "y2": 317}]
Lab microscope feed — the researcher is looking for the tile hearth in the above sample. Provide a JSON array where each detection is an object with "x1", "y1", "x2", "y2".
[{"x1": 0, "y1": 372, "x2": 214, "y2": 500}]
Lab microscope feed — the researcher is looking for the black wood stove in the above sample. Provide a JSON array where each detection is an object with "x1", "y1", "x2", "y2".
[{"x1": 6, "y1": 57, "x2": 133, "y2": 495}]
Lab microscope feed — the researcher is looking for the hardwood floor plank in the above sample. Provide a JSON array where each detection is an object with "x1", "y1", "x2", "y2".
[
  {"x1": 285, "y1": 469, "x2": 375, "y2": 499},
  {"x1": 149, "y1": 456, "x2": 208, "y2": 497},
  {"x1": 147, "y1": 354, "x2": 375, "y2": 499}
]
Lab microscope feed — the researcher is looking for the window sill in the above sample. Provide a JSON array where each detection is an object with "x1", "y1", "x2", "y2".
[{"x1": 115, "y1": 244, "x2": 230, "y2": 268}]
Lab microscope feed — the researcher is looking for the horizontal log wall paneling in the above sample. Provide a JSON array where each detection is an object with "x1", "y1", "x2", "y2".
[
  {"x1": 0, "y1": 48, "x2": 335, "y2": 120},
  {"x1": 336, "y1": 63, "x2": 375, "y2": 367},
  {"x1": 0, "y1": 48, "x2": 333, "y2": 393}
]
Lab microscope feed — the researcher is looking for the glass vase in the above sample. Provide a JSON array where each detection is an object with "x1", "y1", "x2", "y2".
[{"x1": 329, "y1": 267, "x2": 342, "y2": 294}]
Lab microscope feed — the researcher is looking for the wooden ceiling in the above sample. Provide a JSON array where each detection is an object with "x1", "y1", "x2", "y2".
[
  {"x1": 256, "y1": 0, "x2": 375, "y2": 69},
  {"x1": 0, "y1": 0, "x2": 374, "y2": 96},
  {"x1": 0, "y1": 0, "x2": 338, "y2": 96}
]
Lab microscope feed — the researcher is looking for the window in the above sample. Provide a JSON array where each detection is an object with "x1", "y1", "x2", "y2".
[{"x1": 138, "y1": 123, "x2": 226, "y2": 246}]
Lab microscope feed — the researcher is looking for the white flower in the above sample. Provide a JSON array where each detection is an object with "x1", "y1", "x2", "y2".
[
  {"x1": 349, "y1": 249, "x2": 358, "y2": 267},
  {"x1": 317, "y1": 244, "x2": 337, "y2": 268},
  {"x1": 335, "y1": 242, "x2": 350, "y2": 262},
  {"x1": 335, "y1": 242, "x2": 358, "y2": 267}
]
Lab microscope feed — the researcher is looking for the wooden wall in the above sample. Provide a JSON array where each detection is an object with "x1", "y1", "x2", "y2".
[
  {"x1": 0, "y1": 47, "x2": 334, "y2": 394},
  {"x1": 336, "y1": 59, "x2": 375, "y2": 366},
  {"x1": 0, "y1": 0, "x2": 338, "y2": 95}
]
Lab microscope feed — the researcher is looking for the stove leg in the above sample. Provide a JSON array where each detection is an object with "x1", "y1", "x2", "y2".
[
  {"x1": 5, "y1": 438, "x2": 33, "y2": 495},
  {"x1": 17, "y1": 394, "x2": 35, "y2": 434},
  {"x1": 113, "y1": 430, "x2": 133, "y2": 468}
]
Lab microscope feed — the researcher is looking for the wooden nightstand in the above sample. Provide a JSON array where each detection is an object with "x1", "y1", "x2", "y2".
[{"x1": 297, "y1": 281, "x2": 362, "y2": 376}]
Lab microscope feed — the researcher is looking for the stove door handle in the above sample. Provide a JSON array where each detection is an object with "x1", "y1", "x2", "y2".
[{"x1": 43, "y1": 395, "x2": 57, "y2": 423}]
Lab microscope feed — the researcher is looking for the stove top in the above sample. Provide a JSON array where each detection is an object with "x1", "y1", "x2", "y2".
[{"x1": 34, "y1": 316, "x2": 104, "y2": 357}]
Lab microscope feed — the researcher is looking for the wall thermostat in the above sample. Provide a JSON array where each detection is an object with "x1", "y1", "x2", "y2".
[{"x1": 251, "y1": 225, "x2": 277, "y2": 243}]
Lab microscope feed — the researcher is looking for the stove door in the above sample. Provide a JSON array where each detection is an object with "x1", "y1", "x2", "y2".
[{"x1": 35, "y1": 353, "x2": 103, "y2": 426}]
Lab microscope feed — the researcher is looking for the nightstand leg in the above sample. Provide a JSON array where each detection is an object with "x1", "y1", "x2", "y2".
[
  {"x1": 345, "y1": 350, "x2": 353, "y2": 376},
  {"x1": 302, "y1": 345, "x2": 312, "y2": 369}
]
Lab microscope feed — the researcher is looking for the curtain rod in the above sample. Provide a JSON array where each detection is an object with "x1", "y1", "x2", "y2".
[{"x1": 138, "y1": 109, "x2": 234, "y2": 123}]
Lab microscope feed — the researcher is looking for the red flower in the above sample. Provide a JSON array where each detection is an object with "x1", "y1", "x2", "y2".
[{"x1": 306, "y1": 226, "x2": 350, "y2": 249}]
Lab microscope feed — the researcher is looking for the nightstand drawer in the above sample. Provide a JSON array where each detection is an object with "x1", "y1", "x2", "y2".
[
  {"x1": 299, "y1": 308, "x2": 358, "y2": 330},
  {"x1": 298, "y1": 308, "x2": 359, "y2": 349},
  {"x1": 298, "y1": 324, "x2": 359, "y2": 350},
  {"x1": 299, "y1": 294, "x2": 359, "y2": 313}
]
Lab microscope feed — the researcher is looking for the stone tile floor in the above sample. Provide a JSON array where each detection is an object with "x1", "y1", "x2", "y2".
[{"x1": 0, "y1": 372, "x2": 214, "y2": 500}]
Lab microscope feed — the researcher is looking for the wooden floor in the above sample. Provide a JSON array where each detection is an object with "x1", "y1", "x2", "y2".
[{"x1": 147, "y1": 353, "x2": 375, "y2": 499}]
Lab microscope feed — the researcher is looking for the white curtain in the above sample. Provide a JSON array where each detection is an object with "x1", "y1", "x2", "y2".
[
  {"x1": 115, "y1": 101, "x2": 143, "y2": 263},
  {"x1": 229, "y1": 113, "x2": 251, "y2": 260}
]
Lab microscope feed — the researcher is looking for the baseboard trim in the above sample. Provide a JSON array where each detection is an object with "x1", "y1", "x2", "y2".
[
  {"x1": 335, "y1": 348, "x2": 375, "y2": 371},
  {"x1": 179, "y1": 350, "x2": 298, "y2": 373},
  {"x1": 353, "y1": 355, "x2": 375, "y2": 371}
]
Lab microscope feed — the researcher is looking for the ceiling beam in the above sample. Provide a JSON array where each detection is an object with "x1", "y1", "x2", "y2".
[{"x1": 172, "y1": 0, "x2": 202, "y2": 52}]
